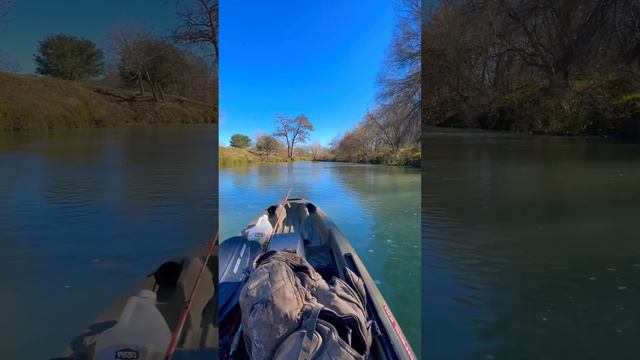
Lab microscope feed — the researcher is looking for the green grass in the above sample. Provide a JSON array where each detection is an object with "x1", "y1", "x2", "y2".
[{"x1": 0, "y1": 72, "x2": 214, "y2": 132}]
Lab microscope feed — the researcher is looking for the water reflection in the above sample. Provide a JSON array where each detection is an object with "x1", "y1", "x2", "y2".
[
  {"x1": 0, "y1": 125, "x2": 216, "y2": 359},
  {"x1": 423, "y1": 130, "x2": 640, "y2": 359}
]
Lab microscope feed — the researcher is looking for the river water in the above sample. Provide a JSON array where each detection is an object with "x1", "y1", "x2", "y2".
[
  {"x1": 423, "y1": 129, "x2": 640, "y2": 360},
  {"x1": 219, "y1": 161, "x2": 422, "y2": 357},
  {"x1": 0, "y1": 125, "x2": 216, "y2": 359}
]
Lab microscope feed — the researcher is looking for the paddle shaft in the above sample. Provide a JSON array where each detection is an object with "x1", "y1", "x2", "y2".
[
  {"x1": 263, "y1": 188, "x2": 292, "y2": 251},
  {"x1": 163, "y1": 231, "x2": 219, "y2": 360}
]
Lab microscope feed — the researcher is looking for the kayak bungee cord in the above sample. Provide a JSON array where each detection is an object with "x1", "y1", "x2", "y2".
[
  {"x1": 262, "y1": 187, "x2": 292, "y2": 251},
  {"x1": 163, "y1": 231, "x2": 219, "y2": 360}
]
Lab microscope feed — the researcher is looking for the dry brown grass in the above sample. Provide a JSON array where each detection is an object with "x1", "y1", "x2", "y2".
[{"x1": 0, "y1": 72, "x2": 215, "y2": 131}]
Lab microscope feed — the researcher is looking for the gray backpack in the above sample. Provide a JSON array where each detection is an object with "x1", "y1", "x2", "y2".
[{"x1": 239, "y1": 251, "x2": 372, "y2": 360}]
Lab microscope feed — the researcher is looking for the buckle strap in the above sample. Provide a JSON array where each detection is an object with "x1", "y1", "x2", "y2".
[{"x1": 298, "y1": 304, "x2": 323, "y2": 360}]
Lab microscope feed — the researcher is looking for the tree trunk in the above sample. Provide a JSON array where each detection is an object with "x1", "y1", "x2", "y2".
[
  {"x1": 143, "y1": 68, "x2": 158, "y2": 102},
  {"x1": 150, "y1": 83, "x2": 159, "y2": 102},
  {"x1": 137, "y1": 72, "x2": 144, "y2": 96},
  {"x1": 290, "y1": 133, "x2": 298, "y2": 160},
  {"x1": 158, "y1": 84, "x2": 166, "y2": 102}
]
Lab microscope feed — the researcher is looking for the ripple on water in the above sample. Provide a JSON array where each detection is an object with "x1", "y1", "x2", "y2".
[{"x1": 424, "y1": 131, "x2": 640, "y2": 359}]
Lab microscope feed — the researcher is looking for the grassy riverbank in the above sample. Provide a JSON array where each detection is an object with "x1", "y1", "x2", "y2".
[
  {"x1": 219, "y1": 146, "x2": 291, "y2": 166},
  {"x1": 0, "y1": 72, "x2": 214, "y2": 132},
  {"x1": 220, "y1": 145, "x2": 421, "y2": 167}
]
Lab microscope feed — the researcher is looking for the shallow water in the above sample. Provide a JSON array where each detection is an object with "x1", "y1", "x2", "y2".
[
  {"x1": 219, "y1": 161, "x2": 422, "y2": 357},
  {"x1": 423, "y1": 129, "x2": 640, "y2": 359},
  {"x1": 0, "y1": 125, "x2": 216, "y2": 359}
]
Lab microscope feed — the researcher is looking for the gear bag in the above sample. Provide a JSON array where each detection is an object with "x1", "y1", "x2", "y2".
[{"x1": 239, "y1": 251, "x2": 372, "y2": 360}]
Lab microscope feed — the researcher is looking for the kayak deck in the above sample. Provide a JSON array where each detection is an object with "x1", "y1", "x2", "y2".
[
  {"x1": 58, "y1": 247, "x2": 218, "y2": 359},
  {"x1": 219, "y1": 198, "x2": 415, "y2": 360}
]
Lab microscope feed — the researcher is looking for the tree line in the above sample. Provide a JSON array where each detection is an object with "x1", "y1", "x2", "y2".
[
  {"x1": 107, "y1": 25, "x2": 214, "y2": 104},
  {"x1": 4, "y1": 0, "x2": 217, "y2": 106},
  {"x1": 228, "y1": 114, "x2": 321, "y2": 160},
  {"x1": 331, "y1": 0, "x2": 421, "y2": 166},
  {"x1": 423, "y1": 0, "x2": 640, "y2": 137}
]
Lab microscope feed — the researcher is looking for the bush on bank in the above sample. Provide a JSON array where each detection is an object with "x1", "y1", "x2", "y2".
[
  {"x1": 434, "y1": 74, "x2": 640, "y2": 138},
  {"x1": 327, "y1": 143, "x2": 421, "y2": 167}
]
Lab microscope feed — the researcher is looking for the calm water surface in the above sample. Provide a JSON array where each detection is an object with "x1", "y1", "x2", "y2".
[
  {"x1": 423, "y1": 129, "x2": 640, "y2": 359},
  {"x1": 0, "y1": 125, "x2": 216, "y2": 359},
  {"x1": 219, "y1": 162, "x2": 421, "y2": 357}
]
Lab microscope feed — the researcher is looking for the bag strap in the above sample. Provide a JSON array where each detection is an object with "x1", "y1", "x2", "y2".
[
  {"x1": 253, "y1": 250, "x2": 278, "y2": 268},
  {"x1": 297, "y1": 304, "x2": 323, "y2": 360},
  {"x1": 343, "y1": 267, "x2": 368, "y2": 312}
]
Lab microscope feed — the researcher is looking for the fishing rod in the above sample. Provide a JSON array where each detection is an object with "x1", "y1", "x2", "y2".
[
  {"x1": 262, "y1": 187, "x2": 292, "y2": 251},
  {"x1": 163, "y1": 231, "x2": 219, "y2": 360}
]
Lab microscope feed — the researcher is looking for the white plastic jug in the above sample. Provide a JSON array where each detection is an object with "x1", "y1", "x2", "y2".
[
  {"x1": 245, "y1": 214, "x2": 273, "y2": 245},
  {"x1": 94, "y1": 290, "x2": 171, "y2": 360}
]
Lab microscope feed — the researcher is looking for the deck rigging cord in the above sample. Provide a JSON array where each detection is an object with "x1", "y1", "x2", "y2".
[
  {"x1": 262, "y1": 187, "x2": 292, "y2": 251},
  {"x1": 162, "y1": 231, "x2": 219, "y2": 360}
]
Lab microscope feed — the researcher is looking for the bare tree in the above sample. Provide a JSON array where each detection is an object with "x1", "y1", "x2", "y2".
[
  {"x1": 612, "y1": 0, "x2": 640, "y2": 77},
  {"x1": 144, "y1": 40, "x2": 189, "y2": 102},
  {"x1": 328, "y1": 0, "x2": 423, "y2": 164},
  {"x1": 110, "y1": 26, "x2": 196, "y2": 103},
  {"x1": 311, "y1": 142, "x2": 322, "y2": 160},
  {"x1": 273, "y1": 114, "x2": 314, "y2": 160},
  {"x1": 174, "y1": 0, "x2": 218, "y2": 61},
  {"x1": 493, "y1": 0, "x2": 617, "y2": 88},
  {"x1": 376, "y1": 0, "x2": 422, "y2": 143},
  {"x1": 109, "y1": 25, "x2": 153, "y2": 96},
  {"x1": 172, "y1": 51, "x2": 214, "y2": 103},
  {"x1": 422, "y1": 0, "x2": 640, "y2": 135}
]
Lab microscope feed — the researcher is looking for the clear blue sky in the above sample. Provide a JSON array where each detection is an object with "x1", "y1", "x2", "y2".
[
  {"x1": 219, "y1": 1, "x2": 396, "y2": 147},
  {"x1": 0, "y1": 0, "x2": 179, "y2": 73}
]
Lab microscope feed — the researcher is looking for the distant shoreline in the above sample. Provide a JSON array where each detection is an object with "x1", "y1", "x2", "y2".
[
  {"x1": 219, "y1": 146, "x2": 302, "y2": 167},
  {"x1": 219, "y1": 146, "x2": 421, "y2": 168},
  {"x1": 423, "y1": 125, "x2": 640, "y2": 143}
]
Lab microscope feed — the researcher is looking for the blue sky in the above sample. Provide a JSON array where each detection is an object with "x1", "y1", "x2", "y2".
[
  {"x1": 0, "y1": 0, "x2": 179, "y2": 73},
  {"x1": 219, "y1": 1, "x2": 395, "y2": 146}
]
